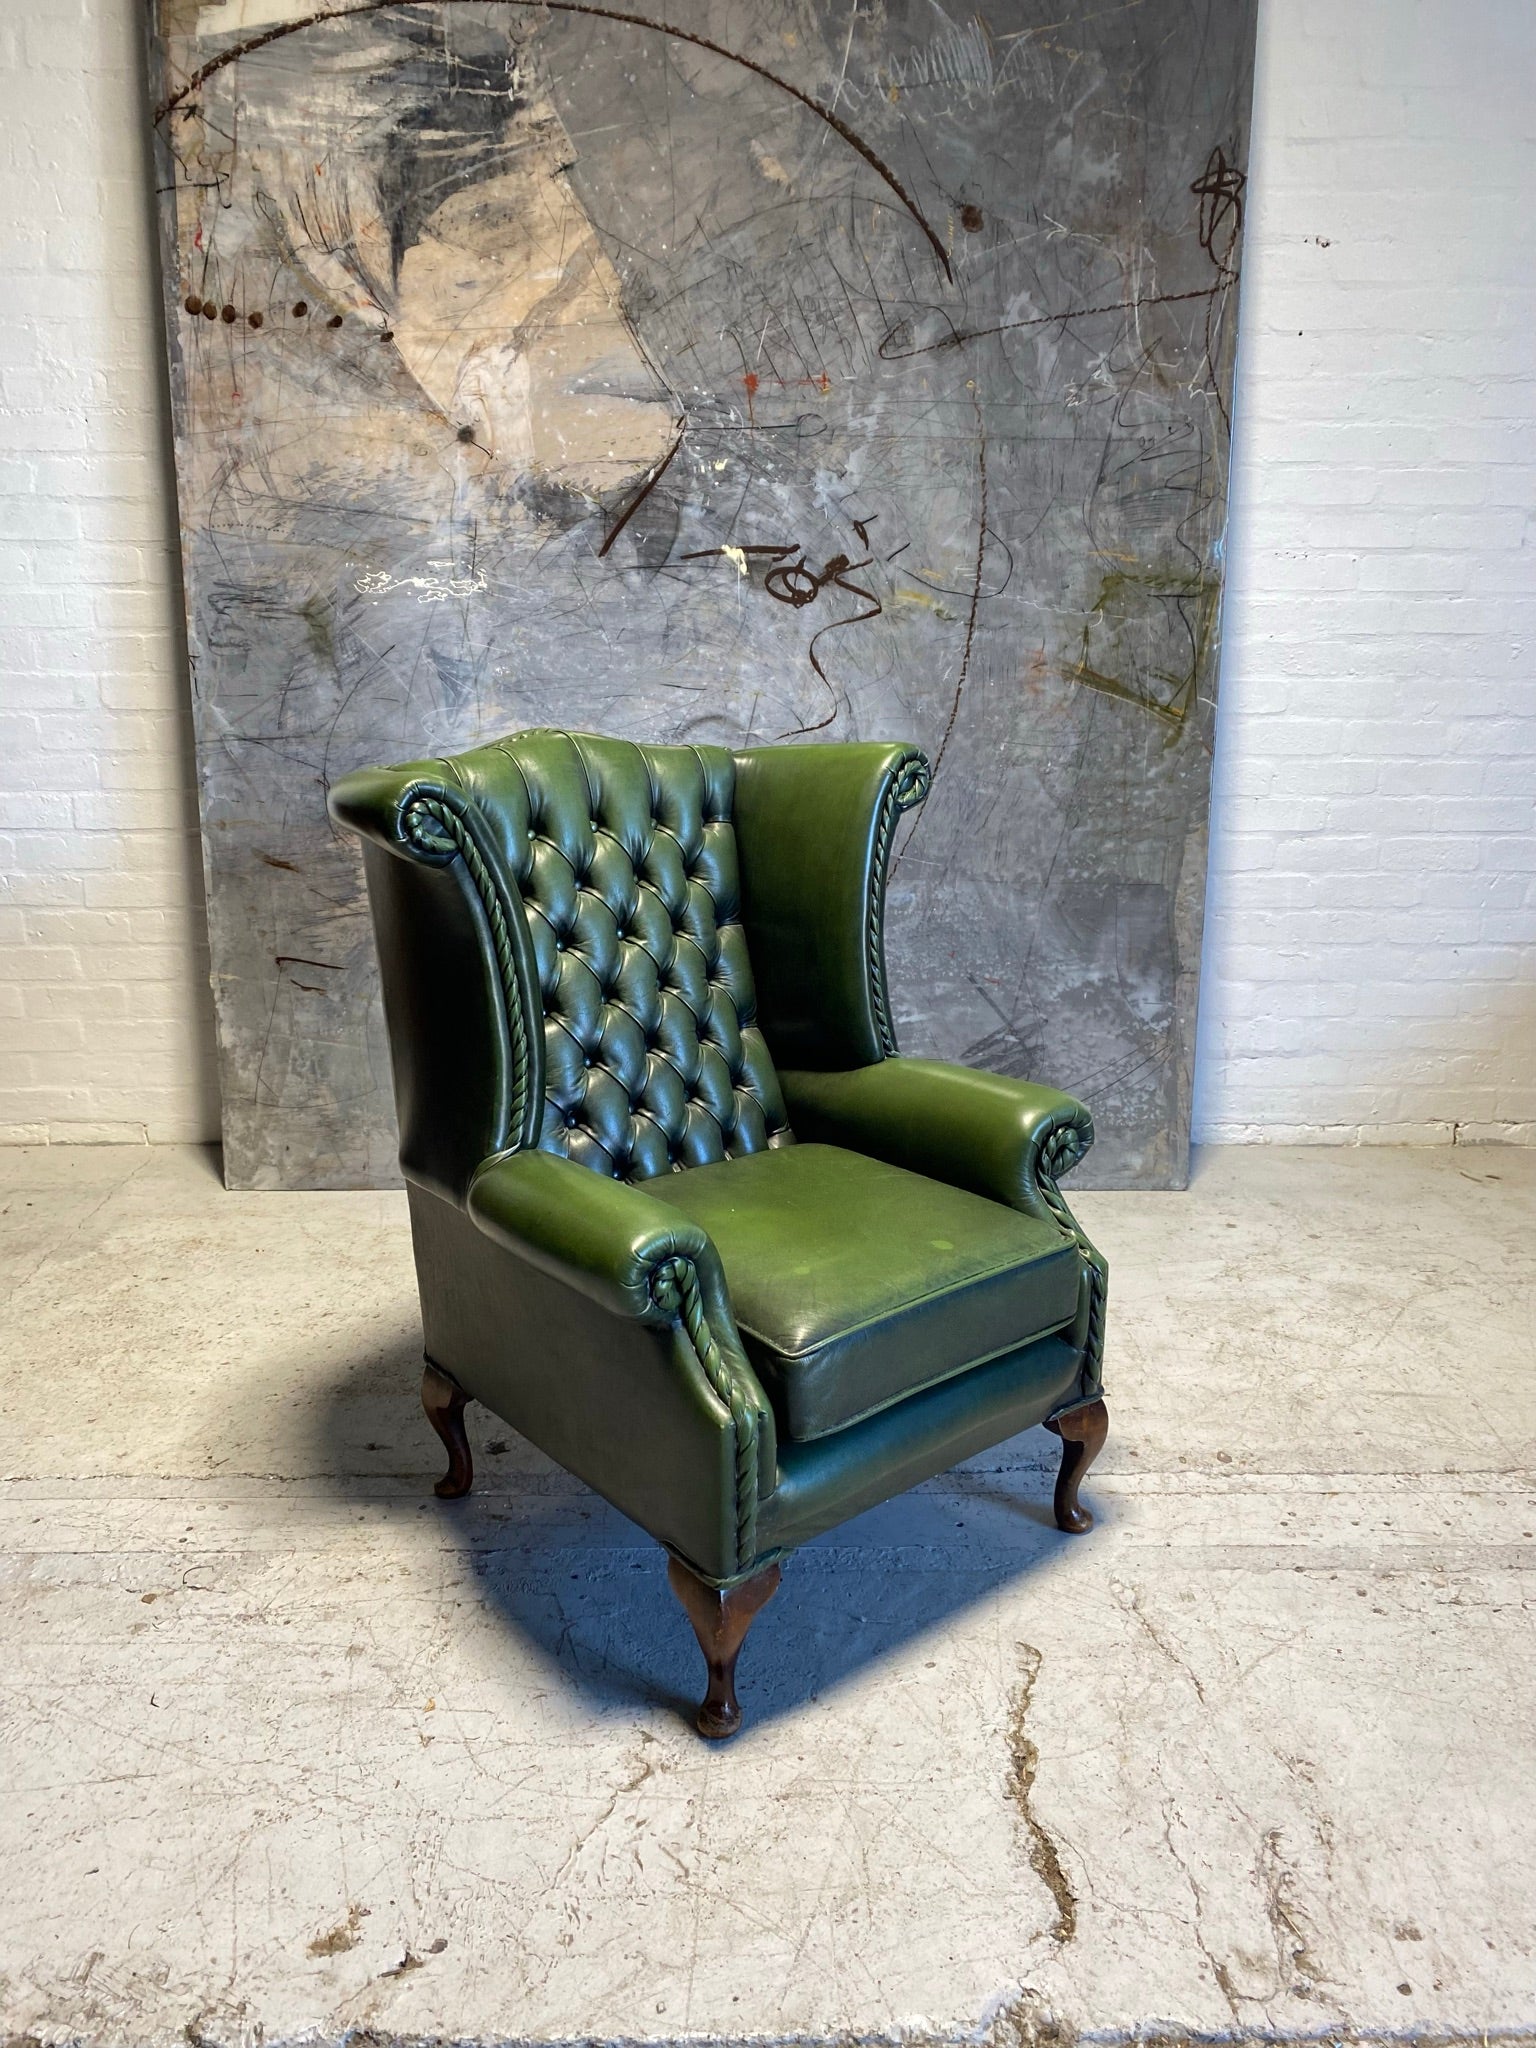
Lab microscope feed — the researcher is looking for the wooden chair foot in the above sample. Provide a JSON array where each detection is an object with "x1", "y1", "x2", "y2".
[
  {"x1": 667, "y1": 1556, "x2": 782, "y2": 1738},
  {"x1": 421, "y1": 1362, "x2": 473, "y2": 1499},
  {"x1": 1043, "y1": 1397, "x2": 1108, "y2": 1533}
]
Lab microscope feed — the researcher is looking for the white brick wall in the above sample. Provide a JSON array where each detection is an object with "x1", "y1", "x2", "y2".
[
  {"x1": 0, "y1": 0, "x2": 1531, "y2": 1150},
  {"x1": 0, "y1": 0, "x2": 218, "y2": 1145},
  {"x1": 1193, "y1": 0, "x2": 1536, "y2": 1146}
]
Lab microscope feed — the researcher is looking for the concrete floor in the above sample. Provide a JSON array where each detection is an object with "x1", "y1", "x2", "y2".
[{"x1": 1, "y1": 1143, "x2": 1533, "y2": 2047}]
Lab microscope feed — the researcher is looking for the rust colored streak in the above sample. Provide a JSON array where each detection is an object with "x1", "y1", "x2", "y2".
[
  {"x1": 597, "y1": 418, "x2": 685, "y2": 558},
  {"x1": 154, "y1": 1, "x2": 953, "y2": 283}
]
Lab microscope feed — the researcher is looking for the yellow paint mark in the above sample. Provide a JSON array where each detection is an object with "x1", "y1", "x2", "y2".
[
  {"x1": 893, "y1": 585, "x2": 956, "y2": 621},
  {"x1": 750, "y1": 140, "x2": 792, "y2": 187}
]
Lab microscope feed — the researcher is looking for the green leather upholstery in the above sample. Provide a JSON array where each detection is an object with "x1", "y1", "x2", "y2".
[
  {"x1": 406, "y1": 1180, "x2": 765, "y2": 1577},
  {"x1": 331, "y1": 731, "x2": 792, "y2": 1199},
  {"x1": 780, "y1": 1059, "x2": 1094, "y2": 1222},
  {"x1": 330, "y1": 728, "x2": 1107, "y2": 1600},
  {"x1": 762, "y1": 1335, "x2": 1083, "y2": 1554},
  {"x1": 731, "y1": 741, "x2": 930, "y2": 1069},
  {"x1": 642, "y1": 1144, "x2": 1080, "y2": 1440}
]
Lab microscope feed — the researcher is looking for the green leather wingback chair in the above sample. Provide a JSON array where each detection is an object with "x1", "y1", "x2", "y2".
[{"x1": 330, "y1": 730, "x2": 1108, "y2": 1735}]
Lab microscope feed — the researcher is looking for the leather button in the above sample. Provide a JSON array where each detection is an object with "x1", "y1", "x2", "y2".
[{"x1": 564, "y1": 1111, "x2": 577, "y2": 1128}]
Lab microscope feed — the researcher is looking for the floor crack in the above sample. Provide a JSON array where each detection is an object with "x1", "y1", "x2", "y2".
[
  {"x1": 1160, "y1": 1794, "x2": 1241, "y2": 2019},
  {"x1": 1112, "y1": 1578, "x2": 1209, "y2": 1704},
  {"x1": 1006, "y1": 1644, "x2": 1077, "y2": 1944}
]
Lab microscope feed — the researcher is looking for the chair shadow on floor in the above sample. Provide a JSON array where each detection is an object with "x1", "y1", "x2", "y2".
[{"x1": 313, "y1": 1327, "x2": 1092, "y2": 1737}]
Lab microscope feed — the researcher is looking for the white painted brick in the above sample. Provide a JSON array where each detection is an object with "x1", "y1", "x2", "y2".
[
  {"x1": 81, "y1": 869, "x2": 199, "y2": 910},
  {"x1": 21, "y1": 981, "x2": 131, "y2": 1021},
  {"x1": 1, "y1": 870, "x2": 87, "y2": 909},
  {"x1": 70, "y1": 789, "x2": 193, "y2": 833},
  {"x1": 0, "y1": 0, "x2": 220, "y2": 1150},
  {"x1": 6, "y1": 946, "x2": 86, "y2": 984},
  {"x1": 1204, "y1": 0, "x2": 1536, "y2": 1155}
]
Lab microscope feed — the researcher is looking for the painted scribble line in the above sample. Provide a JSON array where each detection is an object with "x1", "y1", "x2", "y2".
[
  {"x1": 153, "y1": 0, "x2": 953, "y2": 282},
  {"x1": 1190, "y1": 142, "x2": 1246, "y2": 432},
  {"x1": 683, "y1": 526, "x2": 884, "y2": 734},
  {"x1": 926, "y1": 393, "x2": 987, "y2": 783},
  {"x1": 798, "y1": 564, "x2": 882, "y2": 735},
  {"x1": 1191, "y1": 143, "x2": 1245, "y2": 280},
  {"x1": 276, "y1": 952, "x2": 342, "y2": 994},
  {"x1": 597, "y1": 417, "x2": 686, "y2": 558},
  {"x1": 878, "y1": 282, "x2": 1226, "y2": 362},
  {"x1": 889, "y1": 393, "x2": 985, "y2": 871}
]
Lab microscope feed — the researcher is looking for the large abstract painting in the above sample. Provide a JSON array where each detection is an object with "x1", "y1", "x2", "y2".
[{"x1": 148, "y1": 0, "x2": 1256, "y2": 1189}]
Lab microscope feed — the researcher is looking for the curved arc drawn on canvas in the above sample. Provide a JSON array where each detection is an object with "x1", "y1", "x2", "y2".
[{"x1": 146, "y1": 0, "x2": 1257, "y2": 1189}]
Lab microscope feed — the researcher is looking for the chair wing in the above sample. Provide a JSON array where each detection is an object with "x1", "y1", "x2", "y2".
[
  {"x1": 329, "y1": 757, "x2": 545, "y2": 1202},
  {"x1": 730, "y1": 740, "x2": 931, "y2": 1071}
]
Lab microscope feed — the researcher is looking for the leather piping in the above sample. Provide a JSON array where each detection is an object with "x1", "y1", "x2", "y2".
[
  {"x1": 1034, "y1": 1120, "x2": 1107, "y2": 1388},
  {"x1": 868, "y1": 750, "x2": 933, "y2": 1056},
  {"x1": 401, "y1": 791, "x2": 533, "y2": 1154},
  {"x1": 648, "y1": 1254, "x2": 760, "y2": 1563}
]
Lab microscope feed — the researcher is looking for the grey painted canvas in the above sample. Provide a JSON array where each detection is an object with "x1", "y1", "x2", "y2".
[{"x1": 148, "y1": 0, "x2": 1256, "y2": 1189}]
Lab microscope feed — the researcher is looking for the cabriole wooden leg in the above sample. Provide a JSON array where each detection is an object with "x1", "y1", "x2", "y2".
[
  {"x1": 421, "y1": 1362, "x2": 473, "y2": 1500},
  {"x1": 667, "y1": 1555, "x2": 782, "y2": 1739},
  {"x1": 1043, "y1": 1397, "x2": 1109, "y2": 1534}
]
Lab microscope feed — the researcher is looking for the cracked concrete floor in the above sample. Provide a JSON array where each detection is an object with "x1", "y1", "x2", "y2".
[{"x1": 1, "y1": 1142, "x2": 1533, "y2": 2045}]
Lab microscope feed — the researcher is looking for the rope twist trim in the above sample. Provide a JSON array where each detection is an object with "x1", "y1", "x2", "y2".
[
  {"x1": 868, "y1": 751, "x2": 933, "y2": 1055},
  {"x1": 650, "y1": 1254, "x2": 759, "y2": 1563},
  {"x1": 1035, "y1": 1119, "x2": 1107, "y2": 1387},
  {"x1": 402, "y1": 794, "x2": 531, "y2": 1149}
]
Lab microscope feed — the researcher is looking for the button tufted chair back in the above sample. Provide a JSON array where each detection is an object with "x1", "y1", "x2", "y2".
[
  {"x1": 501, "y1": 730, "x2": 793, "y2": 1179},
  {"x1": 351, "y1": 729, "x2": 794, "y2": 1194}
]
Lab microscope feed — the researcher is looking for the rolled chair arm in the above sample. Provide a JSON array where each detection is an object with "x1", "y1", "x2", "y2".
[
  {"x1": 467, "y1": 1150, "x2": 777, "y2": 1558},
  {"x1": 786, "y1": 1056, "x2": 1097, "y2": 1409},
  {"x1": 469, "y1": 1148, "x2": 740, "y2": 1328},
  {"x1": 329, "y1": 760, "x2": 471, "y2": 862},
  {"x1": 780, "y1": 1057, "x2": 1094, "y2": 1220},
  {"x1": 781, "y1": 1058, "x2": 1106, "y2": 1404}
]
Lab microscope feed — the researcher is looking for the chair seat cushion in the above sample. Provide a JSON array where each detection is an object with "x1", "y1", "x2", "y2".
[{"x1": 642, "y1": 1143, "x2": 1080, "y2": 1440}]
